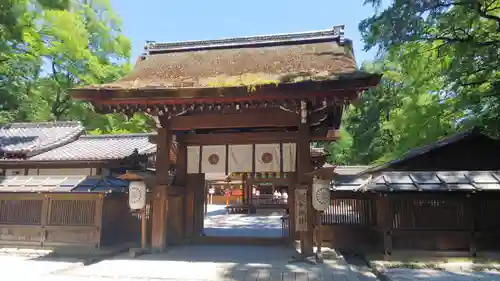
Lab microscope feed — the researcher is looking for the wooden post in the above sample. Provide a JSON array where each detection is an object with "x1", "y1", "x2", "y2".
[
  {"x1": 376, "y1": 193, "x2": 392, "y2": 260},
  {"x1": 288, "y1": 173, "x2": 297, "y2": 242},
  {"x1": 316, "y1": 211, "x2": 323, "y2": 255},
  {"x1": 175, "y1": 133, "x2": 187, "y2": 241},
  {"x1": 242, "y1": 174, "x2": 247, "y2": 205},
  {"x1": 151, "y1": 126, "x2": 172, "y2": 251},
  {"x1": 297, "y1": 121, "x2": 314, "y2": 256},
  {"x1": 141, "y1": 207, "x2": 148, "y2": 249},
  {"x1": 467, "y1": 193, "x2": 477, "y2": 257},
  {"x1": 204, "y1": 181, "x2": 208, "y2": 217}
]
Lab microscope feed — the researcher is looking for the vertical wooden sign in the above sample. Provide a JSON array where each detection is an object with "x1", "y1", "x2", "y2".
[{"x1": 295, "y1": 188, "x2": 308, "y2": 231}]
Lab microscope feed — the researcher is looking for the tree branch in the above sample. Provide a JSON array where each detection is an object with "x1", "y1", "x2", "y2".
[{"x1": 475, "y1": 1, "x2": 500, "y2": 25}]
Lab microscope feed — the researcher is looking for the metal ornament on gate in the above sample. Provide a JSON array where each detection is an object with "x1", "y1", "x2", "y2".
[
  {"x1": 312, "y1": 178, "x2": 330, "y2": 211},
  {"x1": 129, "y1": 181, "x2": 147, "y2": 210}
]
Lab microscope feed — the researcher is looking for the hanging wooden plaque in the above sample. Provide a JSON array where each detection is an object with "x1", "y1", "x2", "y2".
[{"x1": 295, "y1": 188, "x2": 308, "y2": 231}]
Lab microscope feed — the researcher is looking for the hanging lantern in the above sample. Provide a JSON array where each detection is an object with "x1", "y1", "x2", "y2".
[
  {"x1": 129, "y1": 181, "x2": 147, "y2": 210},
  {"x1": 312, "y1": 177, "x2": 330, "y2": 211}
]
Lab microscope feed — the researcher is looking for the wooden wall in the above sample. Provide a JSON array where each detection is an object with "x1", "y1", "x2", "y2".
[
  {"x1": 319, "y1": 191, "x2": 500, "y2": 256},
  {"x1": 0, "y1": 193, "x2": 140, "y2": 248}
]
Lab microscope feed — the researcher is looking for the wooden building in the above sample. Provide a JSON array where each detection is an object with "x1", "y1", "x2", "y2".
[
  {"x1": 327, "y1": 170, "x2": 500, "y2": 257},
  {"x1": 0, "y1": 175, "x2": 137, "y2": 248},
  {"x1": 0, "y1": 121, "x2": 174, "y2": 175},
  {"x1": 0, "y1": 121, "x2": 173, "y2": 248},
  {"x1": 320, "y1": 129, "x2": 500, "y2": 257},
  {"x1": 71, "y1": 26, "x2": 381, "y2": 254}
]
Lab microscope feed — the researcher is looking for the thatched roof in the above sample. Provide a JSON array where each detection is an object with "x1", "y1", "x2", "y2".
[{"x1": 72, "y1": 26, "x2": 380, "y2": 99}]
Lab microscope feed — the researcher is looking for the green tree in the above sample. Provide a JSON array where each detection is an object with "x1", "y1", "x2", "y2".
[
  {"x1": 328, "y1": 42, "x2": 459, "y2": 165},
  {"x1": 0, "y1": 0, "x2": 152, "y2": 133},
  {"x1": 359, "y1": 0, "x2": 500, "y2": 135}
]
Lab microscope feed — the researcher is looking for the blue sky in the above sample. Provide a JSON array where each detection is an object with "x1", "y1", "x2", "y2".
[{"x1": 109, "y1": 0, "x2": 386, "y2": 66}]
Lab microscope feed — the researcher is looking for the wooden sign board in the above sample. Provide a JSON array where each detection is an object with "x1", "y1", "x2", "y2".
[{"x1": 295, "y1": 188, "x2": 308, "y2": 232}]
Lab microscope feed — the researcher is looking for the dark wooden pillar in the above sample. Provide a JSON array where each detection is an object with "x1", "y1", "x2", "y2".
[
  {"x1": 297, "y1": 122, "x2": 314, "y2": 256},
  {"x1": 176, "y1": 133, "x2": 187, "y2": 185},
  {"x1": 151, "y1": 126, "x2": 172, "y2": 251},
  {"x1": 466, "y1": 193, "x2": 477, "y2": 257},
  {"x1": 176, "y1": 133, "x2": 188, "y2": 242},
  {"x1": 376, "y1": 193, "x2": 392, "y2": 260},
  {"x1": 242, "y1": 174, "x2": 247, "y2": 205},
  {"x1": 287, "y1": 172, "x2": 297, "y2": 242}
]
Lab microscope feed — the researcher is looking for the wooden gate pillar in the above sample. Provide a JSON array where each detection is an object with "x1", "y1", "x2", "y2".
[
  {"x1": 297, "y1": 122, "x2": 314, "y2": 256},
  {"x1": 151, "y1": 127, "x2": 172, "y2": 251}
]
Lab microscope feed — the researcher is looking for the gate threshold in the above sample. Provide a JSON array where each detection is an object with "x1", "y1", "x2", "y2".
[{"x1": 193, "y1": 236, "x2": 290, "y2": 246}]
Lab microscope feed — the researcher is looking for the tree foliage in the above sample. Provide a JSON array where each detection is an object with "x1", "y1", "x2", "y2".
[
  {"x1": 328, "y1": 0, "x2": 499, "y2": 165},
  {"x1": 0, "y1": 0, "x2": 152, "y2": 133},
  {"x1": 360, "y1": 0, "x2": 500, "y2": 133},
  {"x1": 1, "y1": 0, "x2": 497, "y2": 165}
]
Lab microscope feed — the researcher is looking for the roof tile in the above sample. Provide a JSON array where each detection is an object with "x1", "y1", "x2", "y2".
[
  {"x1": 332, "y1": 171, "x2": 500, "y2": 192},
  {"x1": 29, "y1": 133, "x2": 157, "y2": 161},
  {"x1": 0, "y1": 121, "x2": 84, "y2": 157}
]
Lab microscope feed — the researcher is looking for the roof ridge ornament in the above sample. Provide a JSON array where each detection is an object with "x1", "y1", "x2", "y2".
[
  {"x1": 144, "y1": 26, "x2": 347, "y2": 54},
  {"x1": 333, "y1": 25, "x2": 345, "y2": 44}
]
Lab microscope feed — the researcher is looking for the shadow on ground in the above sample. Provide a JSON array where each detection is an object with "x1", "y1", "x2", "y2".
[{"x1": 55, "y1": 245, "x2": 360, "y2": 280}]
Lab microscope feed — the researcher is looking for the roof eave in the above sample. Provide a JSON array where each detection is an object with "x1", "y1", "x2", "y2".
[
  {"x1": 70, "y1": 73, "x2": 382, "y2": 103},
  {"x1": 0, "y1": 158, "x2": 145, "y2": 168}
]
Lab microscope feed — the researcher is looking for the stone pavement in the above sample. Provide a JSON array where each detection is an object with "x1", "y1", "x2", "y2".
[
  {"x1": 204, "y1": 204, "x2": 283, "y2": 238},
  {"x1": 381, "y1": 268, "x2": 500, "y2": 281},
  {"x1": 0, "y1": 247, "x2": 84, "y2": 278},
  {"x1": 0, "y1": 245, "x2": 378, "y2": 281}
]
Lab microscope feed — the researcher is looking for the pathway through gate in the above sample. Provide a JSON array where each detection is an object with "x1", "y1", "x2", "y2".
[
  {"x1": 42, "y1": 245, "x2": 374, "y2": 281},
  {"x1": 203, "y1": 204, "x2": 283, "y2": 238}
]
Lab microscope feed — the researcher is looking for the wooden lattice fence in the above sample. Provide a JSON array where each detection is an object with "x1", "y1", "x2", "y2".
[{"x1": 0, "y1": 193, "x2": 138, "y2": 248}]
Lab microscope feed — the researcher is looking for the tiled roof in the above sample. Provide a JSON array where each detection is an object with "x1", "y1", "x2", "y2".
[
  {"x1": 0, "y1": 175, "x2": 129, "y2": 193},
  {"x1": 73, "y1": 26, "x2": 377, "y2": 92},
  {"x1": 29, "y1": 133, "x2": 157, "y2": 161},
  {"x1": 334, "y1": 166, "x2": 372, "y2": 175},
  {"x1": 0, "y1": 121, "x2": 84, "y2": 157},
  {"x1": 332, "y1": 171, "x2": 500, "y2": 192}
]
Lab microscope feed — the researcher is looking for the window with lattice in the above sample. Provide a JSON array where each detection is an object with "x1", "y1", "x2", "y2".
[
  {"x1": 49, "y1": 200, "x2": 96, "y2": 226},
  {"x1": 0, "y1": 200, "x2": 43, "y2": 225}
]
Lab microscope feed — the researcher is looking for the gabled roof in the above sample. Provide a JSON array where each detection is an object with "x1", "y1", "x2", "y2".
[
  {"x1": 72, "y1": 26, "x2": 381, "y2": 101},
  {"x1": 332, "y1": 171, "x2": 500, "y2": 192},
  {"x1": 360, "y1": 127, "x2": 498, "y2": 175},
  {"x1": 29, "y1": 133, "x2": 157, "y2": 161},
  {"x1": 0, "y1": 121, "x2": 84, "y2": 158}
]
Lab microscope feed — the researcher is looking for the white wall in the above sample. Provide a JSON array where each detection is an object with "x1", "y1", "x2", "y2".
[
  {"x1": 2, "y1": 168, "x2": 95, "y2": 176},
  {"x1": 3, "y1": 169, "x2": 25, "y2": 176}
]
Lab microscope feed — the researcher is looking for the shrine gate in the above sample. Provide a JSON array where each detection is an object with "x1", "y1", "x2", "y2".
[{"x1": 71, "y1": 25, "x2": 381, "y2": 255}]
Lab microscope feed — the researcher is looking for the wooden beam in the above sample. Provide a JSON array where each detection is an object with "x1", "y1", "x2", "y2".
[
  {"x1": 184, "y1": 131, "x2": 299, "y2": 145},
  {"x1": 170, "y1": 111, "x2": 299, "y2": 131}
]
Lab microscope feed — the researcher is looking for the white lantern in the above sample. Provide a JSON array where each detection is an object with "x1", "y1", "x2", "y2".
[
  {"x1": 312, "y1": 178, "x2": 330, "y2": 211},
  {"x1": 129, "y1": 181, "x2": 147, "y2": 210}
]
